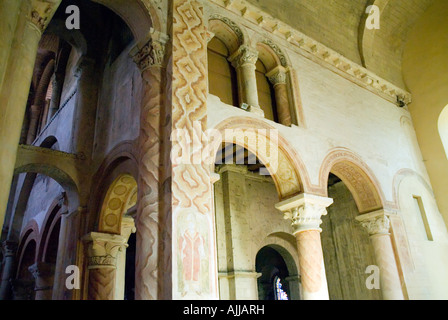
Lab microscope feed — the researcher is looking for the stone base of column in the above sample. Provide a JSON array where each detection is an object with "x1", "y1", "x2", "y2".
[{"x1": 242, "y1": 104, "x2": 265, "y2": 117}]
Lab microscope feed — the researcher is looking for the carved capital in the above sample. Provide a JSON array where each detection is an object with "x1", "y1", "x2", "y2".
[
  {"x1": 121, "y1": 216, "x2": 136, "y2": 242},
  {"x1": 27, "y1": 0, "x2": 61, "y2": 33},
  {"x1": 83, "y1": 232, "x2": 127, "y2": 269},
  {"x1": 131, "y1": 28, "x2": 169, "y2": 71},
  {"x1": 356, "y1": 210, "x2": 391, "y2": 236},
  {"x1": 276, "y1": 194, "x2": 333, "y2": 234},
  {"x1": 229, "y1": 45, "x2": 259, "y2": 68},
  {"x1": 266, "y1": 66, "x2": 288, "y2": 86}
]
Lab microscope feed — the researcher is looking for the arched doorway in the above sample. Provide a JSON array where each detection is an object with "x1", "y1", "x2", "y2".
[
  {"x1": 321, "y1": 173, "x2": 381, "y2": 300},
  {"x1": 318, "y1": 149, "x2": 386, "y2": 299}
]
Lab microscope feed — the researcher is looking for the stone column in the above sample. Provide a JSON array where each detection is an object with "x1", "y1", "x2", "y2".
[
  {"x1": 130, "y1": 28, "x2": 168, "y2": 300},
  {"x1": 229, "y1": 45, "x2": 264, "y2": 117},
  {"x1": 267, "y1": 66, "x2": 292, "y2": 126},
  {"x1": 356, "y1": 210, "x2": 405, "y2": 300},
  {"x1": 28, "y1": 262, "x2": 55, "y2": 300},
  {"x1": 115, "y1": 216, "x2": 136, "y2": 300},
  {"x1": 83, "y1": 232, "x2": 127, "y2": 300},
  {"x1": 0, "y1": 0, "x2": 60, "y2": 232},
  {"x1": 170, "y1": 0, "x2": 219, "y2": 300},
  {"x1": 0, "y1": 0, "x2": 22, "y2": 90},
  {"x1": 275, "y1": 193, "x2": 333, "y2": 300},
  {"x1": 0, "y1": 241, "x2": 17, "y2": 299}
]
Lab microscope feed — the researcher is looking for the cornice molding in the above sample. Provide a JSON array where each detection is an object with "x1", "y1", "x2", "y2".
[{"x1": 209, "y1": 0, "x2": 412, "y2": 106}]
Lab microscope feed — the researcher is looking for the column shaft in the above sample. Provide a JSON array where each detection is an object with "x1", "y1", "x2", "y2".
[
  {"x1": 0, "y1": 0, "x2": 61, "y2": 232},
  {"x1": 130, "y1": 30, "x2": 167, "y2": 301},
  {"x1": 170, "y1": 0, "x2": 218, "y2": 300},
  {"x1": 370, "y1": 233, "x2": 404, "y2": 300},
  {"x1": 357, "y1": 211, "x2": 404, "y2": 300},
  {"x1": 229, "y1": 45, "x2": 263, "y2": 116},
  {"x1": 276, "y1": 193, "x2": 333, "y2": 300},
  {"x1": 0, "y1": 13, "x2": 42, "y2": 232},
  {"x1": 295, "y1": 230, "x2": 329, "y2": 299},
  {"x1": 273, "y1": 83, "x2": 291, "y2": 126}
]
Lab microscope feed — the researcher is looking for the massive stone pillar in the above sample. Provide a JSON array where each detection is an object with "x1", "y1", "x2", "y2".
[
  {"x1": 0, "y1": 0, "x2": 22, "y2": 91},
  {"x1": 28, "y1": 262, "x2": 55, "y2": 300},
  {"x1": 267, "y1": 66, "x2": 292, "y2": 126},
  {"x1": 83, "y1": 232, "x2": 127, "y2": 300},
  {"x1": 0, "y1": 241, "x2": 18, "y2": 299},
  {"x1": 356, "y1": 210, "x2": 405, "y2": 300},
  {"x1": 0, "y1": 0, "x2": 60, "y2": 232},
  {"x1": 276, "y1": 193, "x2": 333, "y2": 300},
  {"x1": 130, "y1": 28, "x2": 168, "y2": 300},
  {"x1": 170, "y1": 0, "x2": 219, "y2": 300},
  {"x1": 216, "y1": 165, "x2": 260, "y2": 300},
  {"x1": 229, "y1": 45, "x2": 264, "y2": 117}
]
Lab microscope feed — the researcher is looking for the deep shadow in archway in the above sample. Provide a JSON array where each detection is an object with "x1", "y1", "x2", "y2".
[{"x1": 255, "y1": 246, "x2": 290, "y2": 300}]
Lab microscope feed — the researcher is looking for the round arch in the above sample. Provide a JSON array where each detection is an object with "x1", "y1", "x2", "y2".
[
  {"x1": 97, "y1": 173, "x2": 138, "y2": 235},
  {"x1": 255, "y1": 232, "x2": 300, "y2": 278},
  {"x1": 391, "y1": 168, "x2": 435, "y2": 211},
  {"x1": 211, "y1": 117, "x2": 309, "y2": 200},
  {"x1": 16, "y1": 222, "x2": 39, "y2": 280},
  {"x1": 91, "y1": 0, "x2": 162, "y2": 40},
  {"x1": 256, "y1": 38, "x2": 290, "y2": 71},
  {"x1": 37, "y1": 197, "x2": 65, "y2": 262},
  {"x1": 88, "y1": 141, "x2": 138, "y2": 233},
  {"x1": 208, "y1": 14, "x2": 245, "y2": 54},
  {"x1": 319, "y1": 148, "x2": 385, "y2": 214},
  {"x1": 14, "y1": 163, "x2": 79, "y2": 213}
]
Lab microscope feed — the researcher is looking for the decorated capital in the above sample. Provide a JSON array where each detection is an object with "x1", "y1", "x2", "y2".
[
  {"x1": 276, "y1": 193, "x2": 334, "y2": 234},
  {"x1": 131, "y1": 28, "x2": 169, "y2": 71},
  {"x1": 356, "y1": 210, "x2": 391, "y2": 236},
  {"x1": 83, "y1": 232, "x2": 127, "y2": 269},
  {"x1": 229, "y1": 45, "x2": 259, "y2": 68}
]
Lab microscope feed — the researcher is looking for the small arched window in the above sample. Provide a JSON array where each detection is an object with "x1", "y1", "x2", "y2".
[
  {"x1": 255, "y1": 59, "x2": 277, "y2": 122},
  {"x1": 207, "y1": 37, "x2": 239, "y2": 107}
]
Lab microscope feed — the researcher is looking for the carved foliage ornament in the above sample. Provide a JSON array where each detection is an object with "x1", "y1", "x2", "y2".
[
  {"x1": 230, "y1": 45, "x2": 258, "y2": 67},
  {"x1": 209, "y1": 14, "x2": 244, "y2": 45},
  {"x1": 268, "y1": 69, "x2": 287, "y2": 85},
  {"x1": 133, "y1": 37, "x2": 167, "y2": 71},
  {"x1": 261, "y1": 39, "x2": 288, "y2": 67},
  {"x1": 283, "y1": 203, "x2": 328, "y2": 233},
  {"x1": 359, "y1": 215, "x2": 390, "y2": 236},
  {"x1": 84, "y1": 233, "x2": 127, "y2": 268}
]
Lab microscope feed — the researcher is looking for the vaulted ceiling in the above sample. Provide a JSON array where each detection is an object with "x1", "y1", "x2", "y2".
[{"x1": 245, "y1": 0, "x2": 437, "y2": 90}]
